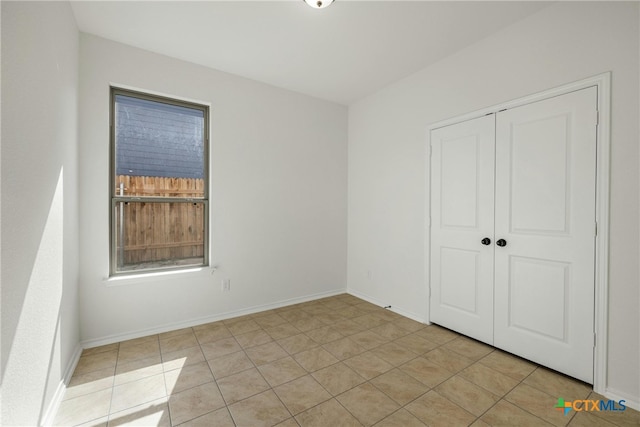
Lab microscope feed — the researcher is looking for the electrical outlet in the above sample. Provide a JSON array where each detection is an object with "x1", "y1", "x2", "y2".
[{"x1": 222, "y1": 279, "x2": 231, "y2": 292}]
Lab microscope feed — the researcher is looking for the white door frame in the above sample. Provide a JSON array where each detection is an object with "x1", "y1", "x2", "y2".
[{"x1": 425, "y1": 72, "x2": 611, "y2": 394}]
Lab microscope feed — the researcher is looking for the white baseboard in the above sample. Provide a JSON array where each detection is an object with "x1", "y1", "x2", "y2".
[
  {"x1": 40, "y1": 343, "x2": 83, "y2": 427},
  {"x1": 603, "y1": 387, "x2": 640, "y2": 412},
  {"x1": 346, "y1": 288, "x2": 427, "y2": 324},
  {"x1": 82, "y1": 288, "x2": 346, "y2": 349}
]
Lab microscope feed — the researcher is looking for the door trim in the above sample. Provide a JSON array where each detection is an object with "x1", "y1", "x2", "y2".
[{"x1": 425, "y1": 72, "x2": 611, "y2": 394}]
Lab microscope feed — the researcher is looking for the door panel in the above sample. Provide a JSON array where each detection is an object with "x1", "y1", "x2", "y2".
[
  {"x1": 508, "y1": 256, "x2": 570, "y2": 342},
  {"x1": 430, "y1": 115, "x2": 495, "y2": 345},
  {"x1": 494, "y1": 87, "x2": 597, "y2": 383},
  {"x1": 440, "y1": 247, "x2": 480, "y2": 314},
  {"x1": 509, "y1": 113, "x2": 570, "y2": 235}
]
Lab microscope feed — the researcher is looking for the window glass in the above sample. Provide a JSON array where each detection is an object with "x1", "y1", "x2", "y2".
[{"x1": 111, "y1": 89, "x2": 208, "y2": 275}]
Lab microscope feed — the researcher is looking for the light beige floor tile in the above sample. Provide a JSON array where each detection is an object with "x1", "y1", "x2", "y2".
[
  {"x1": 253, "y1": 313, "x2": 288, "y2": 329},
  {"x1": 392, "y1": 318, "x2": 426, "y2": 333},
  {"x1": 245, "y1": 341, "x2": 289, "y2": 365},
  {"x1": 470, "y1": 419, "x2": 492, "y2": 427},
  {"x1": 159, "y1": 331, "x2": 199, "y2": 354},
  {"x1": 110, "y1": 373, "x2": 167, "y2": 414},
  {"x1": 567, "y1": 411, "x2": 617, "y2": 427},
  {"x1": 168, "y1": 382, "x2": 226, "y2": 425},
  {"x1": 337, "y1": 383, "x2": 400, "y2": 426},
  {"x1": 311, "y1": 362, "x2": 366, "y2": 396},
  {"x1": 228, "y1": 390, "x2": 291, "y2": 427},
  {"x1": 435, "y1": 375, "x2": 500, "y2": 416},
  {"x1": 75, "y1": 350, "x2": 119, "y2": 375},
  {"x1": 444, "y1": 336, "x2": 494, "y2": 361},
  {"x1": 333, "y1": 319, "x2": 369, "y2": 335},
  {"x1": 305, "y1": 325, "x2": 344, "y2": 344},
  {"x1": 207, "y1": 350, "x2": 254, "y2": 379},
  {"x1": 226, "y1": 319, "x2": 261, "y2": 335},
  {"x1": 82, "y1": 343, "x2": 120, "y2": 357},
  {"x1": 400, "y1": 357, "x2": 454, "y2": 388},
  {"x1": 406, "y1": 390, "x2": 476, "y2": 427},
  {"x1": 275, "y1": 418, "x2": 301, "y2": 427},
  {"x1": 295, "y1": 398, "x2": 362, "y2": 427},
  {"x1": 118, "y1": 340, "x2": 161, "y2": 365},
  {"x1": 459, "y1": 362, "x2": 520, "y2": 397},
  {"x1": 176, "y1": 407, "x2": 234, "y2": 427},
  {"x1": 424, "y1": 347, "x2": 474, "y2": 373},
  {"x1": 193, "y1": 323, "x2": 232, "y2": 345},
  {"x1": 258, "y1": 356, "x2": 307, "y2": 387},
  {"x1": 351, "y1": 314, "x2": 388, "y2": 329},
  {"x1": 478, "y1": 350, "x2": 536, "y2": 381},
  {"x1": 343, "y1": 352, "x2": 393, "y2": 380},
  {"x1": 370, "y1": 368, "x2": 430, "y2": 405},
  {"x1": 374, "y1": 409, "x2": 426, "y2": 427},
  {"x1": 481, "y1": 400, "x2": 554, "y2": 427},
  {"x1": 107, "y1": 397, "x2": 170, "y2": 426},
  {"x1": 114, "y1": 355, "x2": 163, "y2": 386},
  {"x1": 278, "y1": 309, "x2": 309, "y2": 322},
  {"x1": 161, "y1": 345, "x2": 206, "y2": 372},
  {"x1": 336, "y1": 307, "x2": 368, "y2": 320},
  {"x1": 54, "y1": 388, "x2": 112, "y2": 426},
  {"x1": 349, "y1": 330, "x2": 389, "y2": 350},
  {"x1": 59, "y1": 295, "x2": 616, "y2": 427},
  {"x1": 505, "y1": 383, "x2": 570, "y2": 427},
  {"x1": 416, "y1": 325, "x2": 460, "y2": 345},
  {"x1": 586, "y1": 392, "x2": 640, "y2": 427},
  {"x1": 393, "y1": 334, "x2": 438, "y2": 355},
  {"x1": 336, "y1": 305, "x2": 367, "y2": 319},
  {"x1": 371, "y1": 323, "x2": 410, "y2": 340},
  {"x1": 216, "y1": 367, "x2": 270, "y2": 404},
  {"x1": 371, "y1": 342, "x2": 418, "y2": 366},
  {"x1": 314, "y1": 312, "x2": 347, "y2": 325},
  {"x1": 523, "y1": 368, "x2": 592, "y2": 401},
  {"x1": 64, "y1": 367, "x2": 115, "y2": 401},
  {"x1": 293, "y1": 347, "x2": 339, "y2": 372},
  {"x1": 264, "y1": 323, "x2": 301, "y2": 340},
  {"x1": 234, "y1": 329, "x2": 273, "y2": 349},
  {"x1": 164, "y1": 361, "x2": 214, "y2": 395},
  {"x1": 291, "y1": 317, "x2": 327, "y2": 332},
  {"x1": 274, "y1": 375, "x2": 331, "y2": 415},
  {"x1": 278, "y1": 334, "x2": 320, "y2": 355},
  {"x1": 323, "y1": 337, "x2": 366, "y2": 360},
  {"x1": 375, "y1": 310, "x2": 402, "y2": 322},
  {"x1": 354, "y1": 302, "x2": 382, "y2": 313},
  {"x1": 200, "y1": 337, "x2": 241, "y2": 360}
]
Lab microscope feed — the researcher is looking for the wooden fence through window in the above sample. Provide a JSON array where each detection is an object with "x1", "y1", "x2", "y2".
[{"x1": 115, "y1": 175, "x2": 205, "y2": 266}]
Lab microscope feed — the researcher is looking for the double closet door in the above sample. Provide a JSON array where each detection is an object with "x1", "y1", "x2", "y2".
[{"x1": 429, "y1": 87, "x2": 597, "y2": 383}]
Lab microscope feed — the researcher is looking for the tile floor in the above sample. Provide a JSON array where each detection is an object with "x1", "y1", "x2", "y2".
[{"x1": 54, "y1": 294, "x2": 639, "y2": 426}]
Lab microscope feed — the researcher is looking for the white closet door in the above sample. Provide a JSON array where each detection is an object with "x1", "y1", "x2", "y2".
[
  {"x1": 430, "y1": 115, "x2": 495, "y2": 345},
  {"x1": 494, "y1": 87, "x2": 598, "y2": 383}
]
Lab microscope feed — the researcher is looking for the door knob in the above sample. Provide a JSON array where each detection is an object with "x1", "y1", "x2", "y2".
[
  {"x1": 496, "y1": 239, "x2": 507, "y2": 247},
  {"x1": 481, "y1": 238, "x2": 491, "y2": 245}
]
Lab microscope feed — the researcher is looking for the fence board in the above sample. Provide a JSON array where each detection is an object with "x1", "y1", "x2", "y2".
[{"x1": 116, "y1": 175, "x2": 205, "y2": 266}]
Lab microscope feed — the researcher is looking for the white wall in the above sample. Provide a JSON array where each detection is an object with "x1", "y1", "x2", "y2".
[
  {"x1": 348, "y1": 2, "x2": 639, "y2": 405},
  {"x1": 1, "y1": 2, "x2": 80, "y2": 425},
  {"x1": 78, "y1": 34, "x2": 348, "y2": 344}
]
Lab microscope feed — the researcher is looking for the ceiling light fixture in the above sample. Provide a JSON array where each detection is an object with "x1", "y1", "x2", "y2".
[{"x1": 304, "y1": 0, "x2": 334, "y2": 9}]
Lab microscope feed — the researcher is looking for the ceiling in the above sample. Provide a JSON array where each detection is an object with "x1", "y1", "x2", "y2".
[{"x1": 70, "y1": 1, "x2": 551, "y2": 105}]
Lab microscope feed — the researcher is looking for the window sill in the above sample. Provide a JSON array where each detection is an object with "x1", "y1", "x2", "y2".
[{"x1": 103, "y1": 266, "x2": 216, "y2": 287}]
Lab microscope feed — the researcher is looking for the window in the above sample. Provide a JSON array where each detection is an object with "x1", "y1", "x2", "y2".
[{"x1": 110, "y1": 88, "x2": 209, "y2": 275}]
